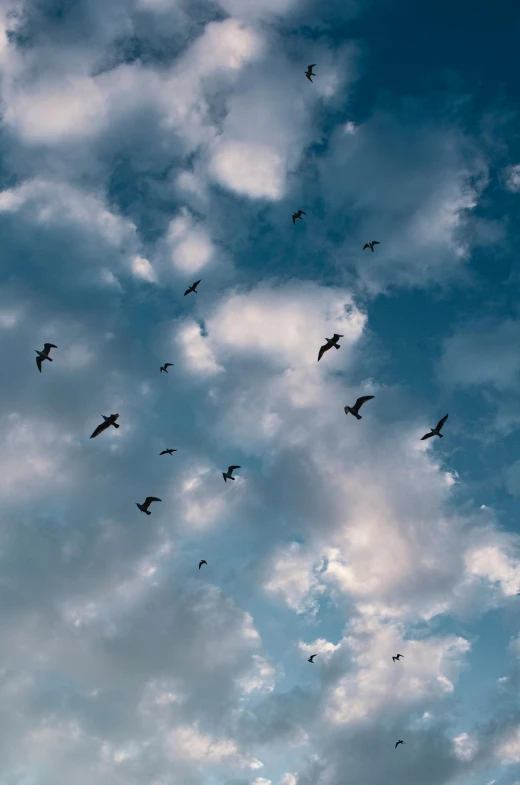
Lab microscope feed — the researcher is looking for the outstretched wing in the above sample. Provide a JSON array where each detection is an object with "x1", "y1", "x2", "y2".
[
  {"x1": 308, "y1": 64, "x2": 316, "y2": 69},
  {"x1": 160, "y1": 450, "x2": 168, "y2": 455},
  {"x1": 363, "y1": 243, "x2": 370, "y2": 250},
  {"x1": 300, "y1": 211, "x2": 306, "y2": 216},
  {"x1": 199, "y1": 560, "x2": 207, "y2": 569},
  {"x1": 372, "y1": 241, "x2": 380, "y2": 245},
  {"x1": 353, "y1": 395, "x2": 374, "y2": 413},
  {"x1": 332, "y1": 334, "x2": 344, "y2": 340},
  {"x1": 43, "y1": 343, "x2": 57, "y2": 354},
  {"x1": 36, "y1": 355, "x2": 43, "y2": 372},
  {"x1": 421, "y1": 431, "x2": 434, "y2": 440},
  {"x1": 184, "y1": 289, "x2": 190, "y2": 296},
  {"x1": 90, "y1": 421, "x2": 108, "y2": 439},
  {"x1": 145, "y1": 496, "x2": 162, "y2": 505},
  {"x1": 228, "y1": 465, "x2": 240, "y2": 473},
  {"x1": 192, "y1": 280, "x2": 201, "y2": 289},
  {"x1": 436, "y1": 413, "x2": 448, "y2": 432},
  {"x1": 292, "y1": 214, "x2": 296, "y2": 224},
  {"x1": 306, "y1": 74, "x2": 313, "y2": 82},
  {"x1": 318, "y1": 344, "x2": 327, "y2": 362},
  {"x1": 164, "y1": 363, "x2": 173, "y2": 369}
]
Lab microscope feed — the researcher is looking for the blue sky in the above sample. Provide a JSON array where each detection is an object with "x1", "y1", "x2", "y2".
[{"x1": 1, "y1": 0, "x2": 520, "y2": 784}]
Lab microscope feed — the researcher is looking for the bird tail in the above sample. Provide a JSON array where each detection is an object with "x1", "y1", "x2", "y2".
[
  {"x1": 230, "y1": 476, "x2": 235, "y2": 480},
  {"x1": 145, "y1": 510, "x2": 151, "y2": 515},
  {"x1": 335, "y1": 345, "x2": 340, "y2": 349},
  {"x1": 223, "y1": 474, "x2": 227, "y2": 482},
  {"x1": 356, "y1": 414, "x2": 362, "y2": 420},
  {"x1": 47, "y1": 357, "x2": 53, "y2": 361},
  {"x1": 438, "y1": 433, "x2": 443, "y2": 437},
  {"x1": 113, "y1": 423, "x2": 120, "y2": 428}
]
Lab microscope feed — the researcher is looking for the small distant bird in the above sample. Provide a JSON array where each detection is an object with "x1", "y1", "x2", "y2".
[
  {"x1": 199, "y1": 560, "x2": 207, "y2": 570},
  {"x1": 136, "y1": 496, "x2": 162, "y2": 515},
  {"x1": 35, "y1": 343, "x2": 57, "y2": 372},
  {"x1": 292, "y1": 210, "x2": 306, "y2": 225},
  {"x1": 421, "y1": 414, "x2": 448, "y2": 441},
  {"x1": 305, "y1": 64, "x2": 316, "y2": 82},
  {"x1": 223, "y1": 465, "x2": 241, "y2": 482},
  {"x1": 90, "y1": 413, "x2": 120, "y2": 439},
  {"x1": 392, "y1": 654, "x2": 404, "y2": 662},
  {"x1": 308, "y1": 654, "x2": 317, "y2": 663},
  {"x1": 160, "y1": 363, "x2": 174, "y2": 373},
  {"x1": 184, "y1": 280, "x2": 201, "y2": 296},
  {"x1": 395, "y1": 740, "x2": 405, "y2": 749},
  {"x1": 363, "y1": 241, "x2": 380, "y2": 252},
  {"x1": 318, "y1": 334, "x2": 343, "y2": 362},
  {"x1": 160, "y1": 448, "x2": 177, "y2": 456},
  {"x1": 344, "y1": 395, "x2": 374, "y2": 420}
]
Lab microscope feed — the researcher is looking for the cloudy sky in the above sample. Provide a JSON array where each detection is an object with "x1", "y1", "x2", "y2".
[{"x1": 1, "y1": 0, "x2": 520, "y2": 783}]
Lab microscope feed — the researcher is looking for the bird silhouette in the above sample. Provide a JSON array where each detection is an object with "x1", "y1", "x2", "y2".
[
  {"x1": 308, "y1": 654, "x2": 317, "y2": 663},
  {"x1": 90, "y1": 414, "x2": 120, "y2": 439},
  {"x1": 223, "y1": 465, "x2": 241, "y2": 482},
  {"x1": 395, "y1": 740, "x2": 405, "y2": 748},
  {"x1": 160, "y1": 363, "x2": 174, "y2": 373},
  {"x1": 363, "y1": 241, "x2": 380, "y2": 252},
  {"x1": 292, "y1": 210, "x2": 306, "y2": 225},
  {"x1": 36, "y1": 343, "x2": 57, "y2": 372},
  {"x1": 199, "y1": 560, "x2": 207, "y2": 569},
  {"x1": 344, "y1": 395, "x2": 374, "y2": 420},
  {"x1": 392, "y1": 654, "x2": 404, "y2": 662},
  {"x1": 318, "y1": 334, "x2": 343, "y2": 362},
  {"x1": 136, "y1": 497, "x2": 162, "y2": 515},
  {"x1": 160, "y1": 448, "x2": 177, "y2": 456},
  {"x1": 305, "y1": 64, "x2": 316, "y2": 82},
  {"x1": 184, "y1": 280, "x2": 201, "y2": 296},
  {"x1": 421, "y1": 414, "x2": 448, "y2": 440}
]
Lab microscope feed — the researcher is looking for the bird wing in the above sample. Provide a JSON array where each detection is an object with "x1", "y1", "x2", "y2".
[
  {"x1": 199, "y1": 560, "x2": 207, "y2": 568},
  {"x1": 353, "y1": 395, "x2": 374, "y2": 413},
  {"x1": 436, "y1": 413, "x2": 448, "y2": 432},
  {"x1": 228, "y1": 465, "x2": 241, "y2": 473},
  {"x1": 160, "y1": 450, "x2": 168, "y2": 455},
  {"x1": 310, "y1": 654, "x2": 316, "y2": 661},
  {"x1": 392, "y1": 656, "x2": 396, "y2": 661},
  {"x1": 332, "y1": 334, "x2": 344, "y2": 340},
  {"x1": 43, "y1": 343, "x2": 57, "y2": 354},
  {"x1": 421, "y1": 431, "x2": 434, "y2": 440},
  {"x1": 192, "y1": 280, "x2": 201, "y2": 288},
  {"x1": 300, "y1": 211, "x2": 306, "y2": 215},
  {"x1": 372, "y1": 241, "x2": 380, "y2": 245},
  {"x1": 90, "y1": 421, "x2": 108, "y2": 439},
  {"x1": 292, "y1": 214, "x2": 296, "y2": 224},
  {"x1": 165, "y1": 363, "x2": 173, "y2": 369},
  {"x1": 308, "y1": 64, "x2": 316, "y2": 69},
  {"x1": 397, "y1": 654, "x2": 403, "y2": 658},
  {"x1": 36, "y1": 355, "x2": 43, "y2": 372},
  {"x1": 145, "y1": 496, "x2": 162, "y2": 505},
  {"x1": 363, "y1": 243, "x2": 370, "y2": 250},
  {"x1": 306, "y1": 74, "x2": 313, "y2": 82},
  {"x1": 184, "y1": 289, "x2": 190, "y2": 296},
  {"x1": 318, "y1": 344, "x2": 328, "y2": 362}
]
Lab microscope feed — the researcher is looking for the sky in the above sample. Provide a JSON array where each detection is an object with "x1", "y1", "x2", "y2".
[{"x1": 1, "y1": 0, "x2": 520, "y2": 784}]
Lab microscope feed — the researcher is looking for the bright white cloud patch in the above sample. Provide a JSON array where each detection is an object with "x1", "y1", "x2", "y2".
[
  {"x1": 166, "y1": 209, "x2": 214, "y2": 273},
  {"x1": 210, "y1": 140, "x2": 286, "y2": 200}
]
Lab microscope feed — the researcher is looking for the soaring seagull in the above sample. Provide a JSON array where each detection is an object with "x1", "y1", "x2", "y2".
[
  {"x1": 395, "y1": 740, "x2": 405, "y2": 748},
  {"x1": 305, "y1": 64, "x2": 316, "y2": 82},
  {"x1": 136, "y1": 496, "x2": 162, "y2": 515},
  {"x1": 90, "y1": 414, "x2": 120, "y2": 439},
  {"x1": 363, "y1": 241, "x2": 380, "y2": 252},
  {"x1": 292, "y1": 210, "x2": 306, "y2": 224},
  {"x1": 199, "y1": 559, "x2": 207, "y2": 569},
  {"x1": 421, "y1": 414, "x2": 448, "y2": 441},
  {"x1": 318, "y1": 334, "x2": 343, "y2": 362},
  {"x1": 184, "y1": 280, "x2": 201, "y2": 296},
  {"x1": 223, "y1": 465, "x2": 240, "y2": 482},
  {"x1": 36, "y1": 343, "x2": 57, "y2": 372},
  {"x1": 160, "y1": 363, "x2": 174, "y2": 373},
  {"x1": 160, "y1": 448, "x2": 177, "y2": 456},
  {"x1": 392, "y1": 654, "x2": 404, "y2": 662},
  {"x1": 308, "y1": 654, "x2": 317, "y2": 663},
  {"x1": 344, "y1": 395, "x2": 374, "y2": 420}
]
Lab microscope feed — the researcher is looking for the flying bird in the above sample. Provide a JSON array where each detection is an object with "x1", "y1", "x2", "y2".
[
  {"x1": 363, "y1": 241, "x2": 380, "y2": 252},
  {"x1": 421, "y1": 414, "x2": 448, "y2": 441},
  {"x1": 395, "y1": 740, "x2": 405, "y2": 748},
  {"x1": 392, "y1": 654, "x2": 404, "y2": 662},
  {"x1": 308, "y1": 654, "x2": 317, "y2": 663},
  {"x1": 344, "y1": 395, "x2": 374, "y2": 420},
  {"x1": 160, "y1": 363, "x2": 174, "y2": 373},
  {"x1": 90, "y1": 413, "x2": 120, "y2": 439},
  {"x1": 184, "y1": 280, "x2": 201, "y2": 296},
  {"x1": 136, "y1": 496, "x2": 162, "y2": 515},
  {"x1": 223, "y1": 465, "x2": 241, "y2": 482},
  {"x1": 160, "y1": 448, "x2": 177, "y2": 456},
  {"x1": 199, "y1": 560, "x2": 207, "y2": 570},
  {"x1": 292, "y1": 210, "x2": 306, "y2": 225},
  {"x1": 318, "y1": 334, "x2": 343, "y2": 362},
  {"x1": 35, "y1": 343, "x2": 57, "y2": 372},
  {"x1": 305, "y1": 64, "x2": 316, "y2": 82}
]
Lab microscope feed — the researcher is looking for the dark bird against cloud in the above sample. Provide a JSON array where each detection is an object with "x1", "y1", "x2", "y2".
[
  {"x1": 90, "y1": 413, "x2": 120, "y2": 439},
  {"x1": 392, "y1": 654, "x2": 403, "y2": 662},
  {"x1": 344, "y1": 395, "x2": 374, "y2": 420},
  {"x1": 136, "y1": 496, "x2": 162, "y2": 515},
  {"x1": 35, "y1": 343, "x2": 57, "y2": 372},
  {"x1": 292, "y1": 210, "x2": 306, "y2": 225},
  {"x1": 160, "y1": 363, "x2": 174, "y2": 373},
  {"x1": 184, "y1": 280, "x2": 201, "y2": 296},
  {"x1": 223, "y1": 465, "x2": 240, "y2": 482},
  {"x1": 363, "y1": 241, "x2": 380, "y2": 252},
  {"x1": 160, "y1": 448, "x2": 177, "y2": 455},
  {"x1": 199, "y1": 560, "x2": 207, "y2": 569},
  {"x1": 395, "y1": 740, "x2": 405, "y2": 748},
  {"x1": 305, "y1": 64, "x2": 316, "y2": 82},
  {"x1": 308, "y1": 654, "x2": 317, "y2": 663},
  {"x1": 318, "y1": 334, "x2": 343, "y2": 362},
  {"x1": 421, "y1": 414, "x2": 448, "y2": 440}
]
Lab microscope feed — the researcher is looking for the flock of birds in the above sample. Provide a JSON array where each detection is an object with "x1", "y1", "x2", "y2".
[{"x1": 30, "y1": 62, "x2": 454, "y2": 752}]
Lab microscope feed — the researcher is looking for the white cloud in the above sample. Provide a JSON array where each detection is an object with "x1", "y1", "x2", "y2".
[
  {"x1": 131, "y1": 255, "x2": 157, "y2": 283},
  {"x1": 263, "y1": 543, "x2": 325, "y2": 614},
  {"x1": 166, "y1": 209, "x2": 214, "y2": 274},
  {"x1": 453, "y1": 732, "x2": 478, "y2": 761},
  {"x1": 465, "y1": 545, "x2": 520, "y2": 596},
  {"x1": 496, "y1": 726, "x2": 520, "y2": 763},
  {"x1": 210, "y1": 140, "x2": 286, "y2": 200},
  {"x1": 505, "y1": 164, "x2": 520, "y2": 192}
]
